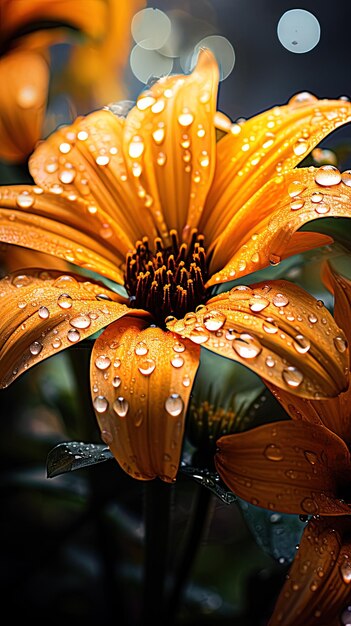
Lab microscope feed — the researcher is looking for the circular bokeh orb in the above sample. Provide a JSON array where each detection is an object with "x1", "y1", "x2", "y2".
[
  {"x1": 183, "y1": 35, "x2": 235, "y2": 81},
  {"x1": 131, "y1": 8, "x2": 171, "y2": 51},
  {"x1": 277, "y1": 9, "x2": 320, "y2": 53},
  {"x1": 130, "y1": 45, "x2": 173, "y2": 84}
]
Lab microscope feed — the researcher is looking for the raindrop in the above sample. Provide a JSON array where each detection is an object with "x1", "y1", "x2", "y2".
[
  {"x1": 29, "y1": 341, "x2": 42, "y2": 356},
  {"x1": 129, "y1": 136, "x2": 145, "y2": 158},
  {"x1": 341, "y1": 170, "x2": 351, "y2": 187},
  {"x1": 152, "y1": 128, "x2": 165, "y2": 144},
  {"x1": 182, "y1": 375, "x2": 191, "y2": 387},
  {"x1": 59, "y1": 168, "x2": 76, "y2": 184},
  {"x1": 135, "y1": 341, "x2": 148, "y2": 356},
  {"x1": 304, "y1": 451, "x2": 318, "y2": 465},
  {"x1": 265, "y1": 355, "x2": 276, "y2": 368},
  {"x1": 272, "y1": 293, "x2": 289, "y2": 307},
  {"x1": 264, "y1": 444, "x2": 284, "y2": 461},
  {"x1": 57, "y1": 293, "x2": 73, "y2": 309},
  {"x1": 171, "y1": 355, "x2": 184, "y2": 368},
  {"x1": 93, "y1": 395, "x2": 109, "y2": 413},
  {"x1": 301, "y1": 497, "x2": 318, "y2": 514},
  {"x1": 138, "y1": 358, "x2": 156, "y2": 375},
  {"x1": 311, "y1": 191, "x2": 324, "y2": 203},
  {"x1": 203, "y1": 310, "x2": 226, "y2": 331},
  {"x1": 314, "y1": 165, "x2": 341, "y2": 186},
  {"x1": 290, "y1": 199, "x2": 304, "y2": 211},
  {"x1": 38, "y1": 306, "x2": 50, "y2": 319},
  {"x1": 112, "y1": 376, "x2": 121, "y2": 388},
  {"x1": 269, "y1": 254, "x2": 281, "y2": 266},
  {"x1": 137, "y1": 94, "x2": 156, "y2": 110},
  {"x1": 282, "y1": 366, "x2": 303, "y2": 388},
  {"x1": 52, "y1": 338, "x2": 62, "y2": 349},
  {"x1": 113, "y1": 397, "x2": 129, "y2": 418},
  {"x1": 314, "y1": 204, "x2": 330, "y2": 215},
  {"x1": 308, "y1": 313, "x2": 318, "y2": 324},
  {"x1": 334, "y1": 336, "x2": 347, "y2": 353},
  {"x1": 341, "y1": 561, "x2": 351, "y2": 584},
  {"x1": 293, "y1": 334, "x2": 311, "y2": 354},
  {"x1": 178, "y1": 109, "x2": 194, "y2": 127},
  {"x1": 232, "y1": 333, "x2": 262, "y2": 359},
  {"x1": 165, "y1": 393, "x2": 184, "y2": 416},
  {"x1": 262, "y1": 318, "x2": 278, "y2": 334},
  {"x1": 95, "y1": 355, "x2": 111, "y2": 370},
  {"x1": 173, "y1": 342, "x2": 185, "y2": 352},
  {"x1": 16, "y1": 192, "x2": 34, "y2": 209},
  {"x1": 249, "y1": 296, "x2": 270, "y2": 312},
  {"x1": 189, "y1": 326, "x2": 210, "y2": 344},
  {"x1": 70, "y1": 315, "x2": 91, "y2": 329},
  {"x1": 288, "y1": 180, "x2": 306, "y2": 197},
  {"x1": 67, "y1": 329, "x2": 81, "y2": 343}
]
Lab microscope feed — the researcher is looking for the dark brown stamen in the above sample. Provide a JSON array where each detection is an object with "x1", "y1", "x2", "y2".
[{"x1": 124, "y1": 229, "x2": 208, "y2": 325}]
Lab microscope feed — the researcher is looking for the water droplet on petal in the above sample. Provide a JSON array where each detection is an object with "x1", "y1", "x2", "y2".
[
  {"x1": 304, "y1": 450, "x2": 318, "y2": 465},
  {"x1": 178, "y1": 108, "x2": 194, "y2": 126},
  {"x1": 57, "y1": 293, "x2": 73, "y2": 309},
  {"x1": 101, "y1": 429, "x2": 113, "y2": 444},
  {"x1": 38, "y1": 306, "x2": 50, "y2": 319},
  {"x1": 59, "y1": 168, "x2": 76, "y2": 184},
  {"x1": 59, "y1": 142, "x2": 71, "y2": 154},
  {"x1": 67, "y1": 328, "x2": 81, "y2": 343},
  {"x1": 340, "y1": 561, "x2": 351, "y2": 584},
  {"x1": 293, "y1": 334, "x2": 310, "y2": 354},
  {"x1": 95, "y1": 355, "x2": 111, "y2": 370},
  {"x1": 182, "y1": 375, "x2": 191, "y2": 387},
  {"x1": 173, "y1": 342, "x2": 185, "y2": 352},
  {"x1": 135, "y1": 341, "x2": 148, "y2": 356},
  {"x1": 263, "y1": 318, "x2": 278, "y2": 334},
  {"x1": 52, "y1": 338, "x2": 62, "y2": 349},
  {"x1": 314, "y1": 165, "x2": 341, "y2": 186},
  {"x1": 152, "y1": 128, "x2": 165, "y2": 144},
  {"x1": 137, "y1": 94, "x2": 156, "y2": 110},
  {"x1": 93, "y1": 395, "x2": 109, "y2": 413},
  {"x1": 129, "y1": 136, "x2": 144, "y2": 158},
  {"x1": 282, "y1": 366, "x2": 303, "y2": 388},
  {"x1": 29, "y1": 341, "x2": 42, "y2": 356},
  {"x1": 165, "y1": 393, "x2": 184, "y2": 416},
  {"x1": 232, "y1": 333, "x2": 262, "y2": 359},
  {"x1": 16, "y1": 191, "x2": 34, "y2": 209},
  {"x1": 171, "y1": 355, "x2": 184, "y2": 368},
  {"x1": 70, "y1": 315, "x2": 91, "y2": 329},
  {"x1": 293, "y1": 139, "x2": 309, "y2": 156},
  {"x1": 264, "y1": 444, "x2": 283, "y2": 461},
  {"x1": 96, "y1": 154, "x2": 110, "y2": 166},
  {"x1": 265, "y1": 355, "x2": 276, "y2": 368},
  {"x1": 249, "y1": 296, "x2": 270, "y2": 312},
  {"x1": 112, "y1": 376, "x2": 121, "y2": 387},
  {"x1": 301, "y1": 497, "x2": 318, "y2": 514},
  {"x1": 341, "y1": 170, "x2": 351, "y2": 187},
  {"x1": 289, "y1": 92, "x2": 318, "y2": 107},
  {"x1": 290, "y1": 199, "x2": 305, "y2": 211},
  {"x1": 138, "y1": 358, "x2": 156, "y2": 375},
  {"x1": 189, "y1": 326, "x2": 210, "y2": 344},
  {"x1": 113, "y1": 397, "x2": 129, "y2": 417},
  {"x1": 288, "y1": 180, "x2": 306, "y2": 197},
  {"x1": 308, "y1": 313, "x2": 318, "y2": 324},
  {"x1": 203, "y1": 310, "x2": 226, "y2": 331},
  {"x1": 272, "y1": 293, "x2": 289, "y2": 307},
  {"x1": 311, "y1": 191, "x2": 324, "y2": 203},
  {"x1": 334, "y1": 336, "x2": 347, "y2": 353},
  {"x1": 314, "y1": 203, "x2": 330, "y2": 215}
]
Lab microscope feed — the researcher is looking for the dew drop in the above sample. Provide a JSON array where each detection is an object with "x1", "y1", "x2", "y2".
[
  {"x1": 112, "y1": 376, "x2": 121, "y2": 388},
  {"x1": 182, "y1": 375, "x2": 191, "y2": 387},
  {"x1": 157, "y1": 152, "x2": 166, "y2": 166},
  {"x1": 334, "y1": 336, "x2": 347, "y2": 353},
  {"x1": 138, "y1": 358, "x2": 156, "y2": 376},
  {"x1": 269, "y1": 254, "x2": 281, "y2": 266},
  {"x1": 93, "y1": 395, "x2": 109, "y2": 413},
  {"x1": 95, "y1": 355, "x2": 111, "y2": 370},
  {"x1": 173, "y1": 342, "x2": 185, "y2": 352},
  {"x1": 341, "y1": 170, "x2": 351, "y2": 187},
  {"x1": 288, "y1": 180, "x2": 306, "y2": 197},
  {"x1": 101, "y1": 429, "x2": 113, "y2": 444},
  {"x1": 264, "y1": 444, "x2": 283, "y2": 461},
  {"x1": 265, "y1": 355, "x2": 276, "y2": 368},
  {"x1": 314, "y1": 165, "x2": 341, "y2": 186},
  {"x1": 263, "y1": 318, "x2": 278, "y2": 334},
  {"x1": 137, "y1": 94, "x2": 156, "y2": 110},
  {"x1": 304, "y1": 450, "x2": 318, "y2": 465},
  {"x1": 232, "y1": 333, "x2": 262, "y2": 359},
  {"x1": 70, "y1": 314, "x2": 91, "y2": 329},
  {"x1": 290, "y1": 199, "x2": 305, "y2": 211},
  {"x1": 129, "y1": 136, "x2": 144, "y2": 158},
  {"x1": 293, "y1": 139, "x2": 309, "y2": 156},
  {"x1": 341, "y1": 560, "x2": 351, "y2": 583},
  {"x1": 249, "y1": 296, "x2": 270, "y2": 312},
  {"x1": 113, "y1": 397, "x2": 129, "y2": 418},
  {"x1": 178, "y1": 109, "x2": 194, "y2": 126},
  {"x1": 314, "y1": 203, "x2": 330, "y2": 215},
  {"x1": 17, "y1": 301, "x2": 27, "y2": 309},
  {"x1": 152, "y1": 128, "x2": 165, "y2": 144},
  {"x1": 171, "y1": 355, "x2": 184, "y2": 368},
  {"x1": 151, "y1": 99, "x2": 165, "y2": 113},
  {"x1": 311, "y1": 191, "x2": 324, "y2": 203},
  {"x1": 203, "y1": 310, "x2": 226, "y2": 331},
  {"x1": 67, "y1": 329, "x2": 81, "y2": 343},
  {"x1": 135, "y1": 341, "x2": 148, "y2": 356},
  {"x1": 293, "y1": 334, "x2": 310, "y2": 354},
  {"x1": 29, "y1": 341, "x2": 42, "y2": 356},
  {"x1": 52, "y1": 338, "x2": 62, "y2": 349},
  {"x1": 59, "y1": 168, "x2": 76, "y2": 184},
  {"x1": 38, "y1": 306, "x2": 50, "y2": 319},
  {"x1": 77, "y1": 130, "x2": 89, "y2": 141},
  {"x1": 189, "y1": 326, "x2": 210, "y2": 344},
  {"x1": 165, "y1": 393, "x2": 184, "y2": 417},
  {"x1": 57, "y1": 293, "x2": 73, "y2": 309},
  {"x1": 282, "y1": 366, "x2": 303, "y2": 388},
  {"x1": 96, "y1": 154, "x2": 110, "y2": 166},
  {"x1": 272, "y1": 293, "x2": 289, "y2": 307},
  {"x1": 16, "y1": 191, "x2": 34, "y2": 209},
  {"x1": 301, "y1": 497, "x2": 318, "y2": 514},
  {"x1": 308, "y1": 313, "x2": 318, "y2": 324}
]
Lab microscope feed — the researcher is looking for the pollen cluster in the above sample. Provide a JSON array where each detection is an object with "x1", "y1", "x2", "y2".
[{"x1": 124, "y1": 229, "x2": 208, "y2": 324}]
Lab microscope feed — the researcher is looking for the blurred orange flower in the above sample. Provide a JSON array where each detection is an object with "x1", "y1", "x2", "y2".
[
  {"x1": 0, "y1": 50, "x2": 350, "y2": 484},
  {"x1": 0, "y1": 0, "x2": 144, "y2": 162}
]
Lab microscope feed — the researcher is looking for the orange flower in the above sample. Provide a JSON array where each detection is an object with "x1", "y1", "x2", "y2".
[
  {"x1": 215, "y1": 263, "x2": 351, "y2": 625},
  {"x1": 0, "y1": 0, "x2": 143, "y2": 162},
  {"x1": 0, "y1": 50, "x2": 350, "y2": 484}
]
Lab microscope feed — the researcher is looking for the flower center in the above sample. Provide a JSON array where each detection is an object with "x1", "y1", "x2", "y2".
[{"x1": 124, "y1": 229, "x2": 208, "y2": 325}]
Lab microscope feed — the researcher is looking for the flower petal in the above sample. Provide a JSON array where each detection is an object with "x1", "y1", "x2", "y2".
[
  {"x1": 0, "y1": 269, "x2": 145, "y2": 388},
  {"x1": 207, "y1": 166, "x2": 351, "y2": 284},
  {"x1": 0, "y1": 50, "x2": 49, "y2": 162},
  {"x1": 166, "y1": 280, "x2": 349, "y2": 398},
  {"x1": 29, "y1": 110, "x2": 158, "y2": 248},
  {"x1": 90, "y1": 317, "x2": 200, "y2": 482},
  {"x1": 268, "y1": 517, "x2": 351, "y2": 626},
  {"x1": 215, "y1": 421, "x2": 351, "y2": 516},
  {"x1": 123, "y1": 48, "x2": 219, "y2": 239},
  {"x1": 203, "y1": 94, "x2": 351, "y2": 244},
  {"x1": 0, "y1": 186, "x2": 123, "y2": 282}
]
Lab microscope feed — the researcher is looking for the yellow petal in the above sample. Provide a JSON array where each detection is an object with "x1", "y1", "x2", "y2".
[
  {"x1": 0, "y1": 269, "x2": 145, "y2": 388},
  {"x1": 215, "y1": 421, "x2": 351, "y2": 516},
  {"x1": 208, "y1": 166, "x2": 351, "y2": 284},
  {"x1": 0, "y1": 186, "x2": 123, "y2": 283},
  {"x1": 268, "y1": 517, "x2": 351, "y2": 626},
  {"x1": 166, "y1": 280, "x2": 349, "y2": 398},
  {"x1": 123, "y1": 48, "x2": 219, "y2": 240},
  {"x1": 202, "y1": 95, "x2": 351, "y2": 244},
  {"x1": 90, "y1": 317, "x2": 200, "y2": 482},
  {"x1": 29, "y1": 110, "x2": 158, "y2": 248},
  {"x1": 0, "y1": 50, "x2": 49, "y2": 162}
]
